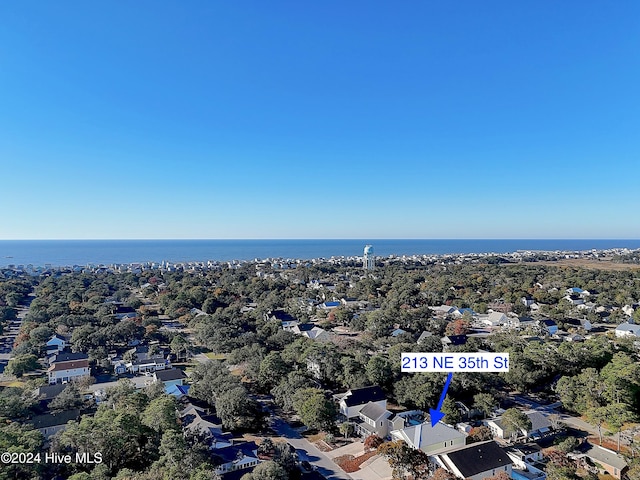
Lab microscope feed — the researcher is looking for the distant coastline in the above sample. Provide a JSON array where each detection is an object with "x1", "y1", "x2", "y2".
[{"x1": 1, "y1": 239, "x2": 640, "y2": 269}]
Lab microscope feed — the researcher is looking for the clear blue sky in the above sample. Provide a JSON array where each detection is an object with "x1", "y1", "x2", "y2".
[{"x1": 1, "y1": 1, "x2": 638, "y2": 239}]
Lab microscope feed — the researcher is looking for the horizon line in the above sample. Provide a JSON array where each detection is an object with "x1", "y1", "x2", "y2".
[{"x1": 1, "y1": 238, "x2": 640, "y2": 242}]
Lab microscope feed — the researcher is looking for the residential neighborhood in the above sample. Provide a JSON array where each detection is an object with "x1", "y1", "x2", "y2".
[{"x1": 1, "y1": 247, "x2": 640, "y2": 480}]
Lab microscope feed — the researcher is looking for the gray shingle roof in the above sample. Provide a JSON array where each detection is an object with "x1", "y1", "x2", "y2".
[
  {"x1": 30, "y1": 409, "x2": 81, "y2": 429},
  {"x1": 359, "y1": 401, "x2": 390, "y2": 421}
]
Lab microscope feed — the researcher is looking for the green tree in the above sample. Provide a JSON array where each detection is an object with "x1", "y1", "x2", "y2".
[
  {"x1": 49, "y1": 383, "x2": 84, "y2": 413},
  {"x1": 142, "y1": 395, "x2": 180, "y2": 434},
  {"x1": 473, "y1": 392, "x2": 497, "y2": 419},
  {"x1": 170, "y1": 334, "x2": 190, "y2": 361},
  {"x1": 216, "y1": 387, "x2": 264, "y2": 431},
  {"x1": 271, "y1": 372, "x2": 314, "y2": 411},
  {"x1": 258, "y1": 352, "x2": 289, "y2": 391},
  {"x1": 242, "y1": 460, "x2": 287, "y2": 480},
  {"x1": 0, "y1": 386, "x2": 35, "y2": 419},
  {"x1": 339, "y1": 421, "x2": 354, "y2": 439},
  {"x1": 600, "y1": 352, "x2": 640, "y2": 405},
  {"x1": 394, "y1": 374, "x2": 441, "y2": 411},
  {"x1": 366, "y1": 355, "x2": 393, "y2": 389},
  {"x1": 0, "y1": 421, "x2": 44, "y2": 480},
  {"x1": 5, "y1": 354, "x2": 39, "y2": 377},
  {"x1": 294, "y1": 388, "x2": 336, "y2": 431},
  {"x1": 500, "y1": 408, "x2": 532, "y2": 439},
  {"x1": 440, "y1": 397, "x2": 461, "y2": 425},
  {"x1": 376, "y1": 440, "x2": 429, "y2": 480},
  {"x1": 556, "y1": 436, "x2": 579, "y2": 453},
  {"x1": 587, "y1": 403, "x2": 635, "y2": 449},
  {"x1": 0, "y1": 306, "x2": 17, "y2": 322},
  {"x1": 586, "y1": 406, "x2": 609, "y2": 445}
]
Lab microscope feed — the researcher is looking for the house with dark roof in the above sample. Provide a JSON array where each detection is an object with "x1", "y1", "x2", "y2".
[
  {"x1": 441, "y1": 335, "x2": 468, "y2": 350},
  {"x1": 34, "y1": 383, "x2": 68, "y2": 405},
  {"x1": 540, "y1": 319, "x2": 558, "y2": 335},
  {"x1": 125, "y1": 344, "x2": 169, "y2": 373},
  {"x1": 180, "y1": 402, "x2": 225, "y2": 440},
  {"x1": 508, "y1": 316, "x2": 537, "y2": 329},
  {"x1": 335, "y1": 386, "x2": 387, "y2": 419},
  {"x1": 505, "y1": 444, "x2": 546, "y2": 480},
  {"x1": 153, "y1": 368, "x2": 187, "y2": 388},
  {"x1": 292, "y1": 323, "x2": 330, "y2": 342},
  {"x1": 48, "y1": 352, "x2": 90, "y2": 385},
  {"x1": 29, "y1": 409, "x2": 81, "y2": 439},
  {"x1": 48, "y1": 352, "x2": 88, "y2": 365},
  {"x1": 212, "y1": 442, "x2": 261, "y2": 474},
  {"x1": 265, "y1": 309, "x2": 297, "y2": 323},
  {"x1": 434, "y1": 441, "x2": 513, "y2": 480}
]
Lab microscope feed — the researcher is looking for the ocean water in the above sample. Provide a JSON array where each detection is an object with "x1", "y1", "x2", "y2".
[{"x1": 1, "y1": 239, "x2": 640, "y2": 268}]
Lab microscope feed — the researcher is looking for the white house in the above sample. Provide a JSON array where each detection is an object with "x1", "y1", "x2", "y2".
[
  {"x1": 505, "y1": 444, "x2": 546, "y2": 480},
  {"x1": 478, "y1": 312, "x2": 508, "y2": 327},
  {"x1": 154, "y1": 368, "x2": 187, "y2": 389},
  {"x1": 354, "y1": 401, "x2": 393, "y2": 438},
  {"x1": 615, "y1": 323, "x2": 640, "y2": 338},
  {"x1": 564, "y1": 295, "x2": 585, "y2": 306},
  {"x1": 335, "y1": 386, "x2": 387, "y2": 419},
  {"x1": 391, "y1": 420, "x2": 467, "y2": 455},
  {"x1": 485, "y1": 411, "x2": 551, "y2": 440},
  {"x1": 212, "y1": 442, "x2": 261, "y2": 474},
  {"x1": 48, "y1": 352, "x2": 90, "y2": 385}
]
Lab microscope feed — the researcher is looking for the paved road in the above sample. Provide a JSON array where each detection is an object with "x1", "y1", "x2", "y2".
[
  {"x1": 270, "y1": 416, "x2": 352, "y2": 480},
  {"x1": 0, "y1": 294, "x2": 33, "y2": 378}
]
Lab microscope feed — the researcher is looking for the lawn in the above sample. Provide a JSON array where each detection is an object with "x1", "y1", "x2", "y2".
[
  {"x1": 204, "y1": 352, "x2": 226, "y2": 360},
  {"x1": 0, "y1": 380, "x2": 27, "y2": 388}
]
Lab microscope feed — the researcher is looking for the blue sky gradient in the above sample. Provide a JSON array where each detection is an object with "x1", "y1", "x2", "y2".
[{"x1": 1, "y1": 1, "x2": 638, "y2": 239}]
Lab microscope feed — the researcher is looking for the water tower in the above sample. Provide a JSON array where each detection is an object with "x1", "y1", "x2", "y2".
[{"x1": 363, "y1": 245, "x2": 375, "y2": 271}]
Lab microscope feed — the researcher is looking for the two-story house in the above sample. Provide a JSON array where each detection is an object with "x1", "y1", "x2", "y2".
[
  {"x1": 353, "y1": 401, "x2": 393, "y2": 438},
  {"x1": 391, "y1": 420, "x2": 467, "y2": 455},
  {"x1": 48, "y1": 352, "x2": 90, "y2": 385},
  {"x1": 335, "y1": 386, "x2": 387, "y2": 419}
]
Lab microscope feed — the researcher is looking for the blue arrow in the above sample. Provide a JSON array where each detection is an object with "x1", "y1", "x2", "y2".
[{"x1": 429, "y1": 372, "x2": 453, "y2": 427}]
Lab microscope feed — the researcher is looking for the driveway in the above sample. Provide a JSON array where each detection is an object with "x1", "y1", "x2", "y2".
[
  {"x1": 325, "y1": 442, "x2": 392, "y2": 480},
  {"x1": 351, "y1": 456, "x2": 392, "y2": 480},
  {"x1": 270, "y1": 417, "x2": 352, "y2": 480}
]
